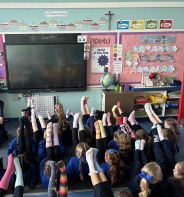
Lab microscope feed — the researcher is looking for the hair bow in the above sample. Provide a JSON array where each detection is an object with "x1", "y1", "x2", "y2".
[
  {"x1": 107, "y1": 149, "x2": 119, "y2": 155},
  {"x1": 138, "y1": 171, "x2": 153, "y2": 182}
]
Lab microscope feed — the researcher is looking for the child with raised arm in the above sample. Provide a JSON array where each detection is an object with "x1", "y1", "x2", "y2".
[{"x1": 144, "y1": 103, "x2": 180, "y2": 154}]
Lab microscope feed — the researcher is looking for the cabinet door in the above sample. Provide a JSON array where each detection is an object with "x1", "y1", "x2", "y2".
[{"x1": 102, "y1": 92, "x2": 135, "y2": 114}]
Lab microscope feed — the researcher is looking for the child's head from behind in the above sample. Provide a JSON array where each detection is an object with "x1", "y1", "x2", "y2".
[
  {"x1": 115, "y1": 190, "x2": 133, "y2": 197},
  {"x1": 55, "y1": 103, "x2": 64, "y2": 114},
  {"x1": 44, "y1": 160, "x2": 54, "y2": 177},
  {"x1": 115, "y1": 133, "x2": 132, "y2": 155},
  {"x1": 75, "y1": 142, "x2": 90, "y2": 159},
  {"x1": 136, "y1": 129, "x2": 149, "y2": 141},
  {"x1": 162, "y1": 128, "x2": 174, "y2": 140},
  {"x1": 75, "y1": 142, "x2": 90, "y2": 181},
  {"x1": 173, "y1": 162, "x2": 184, "y2": 179},
  {"x1": 139, "y1": 162, "x2": 163, "y2": 197}
]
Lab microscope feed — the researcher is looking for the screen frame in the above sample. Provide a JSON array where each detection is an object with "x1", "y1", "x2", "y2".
[{"x1": 4, "y1": 42, "x2": 87, "y2": 93}]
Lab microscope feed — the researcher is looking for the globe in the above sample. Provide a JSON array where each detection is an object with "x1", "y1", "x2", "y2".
[{"x1": 100, "y1": 73, "x2": 114, "y2": 89}]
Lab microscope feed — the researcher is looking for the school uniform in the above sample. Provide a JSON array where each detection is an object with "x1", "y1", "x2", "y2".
[
  {"x1": 166, "y1": 178, "x2": 184, "y2": 197},
  {"x1": 7, "y1": 137, "x2": 37, "y2": 156},
  {"x1": 151, "y1": 126, "x2": 176, "y2": 177},
  {"x1": 130, "y1": 150, "x2": 171, "y2": 197},
  {"x1": 94, "y1": 181, "x2": 114, "y2": 197},
  {"x1": 100, "y1": 162, "x2": 110, "y2": 182},
  {"x1": 66, "y1": 156, "x2": 89, "y2": 181},
  {"x1": 39, "y1": 157, "x2": 50, "y2": 188},
  {"x1": 38, "y1": 139, "x2": 65, "y2": 162},
  {"x1": 108, "y1": 139, "x2": 119, "y2": 151},
  {"x1": 130, "y1": 174, "x2": 171, "y2": 197}
]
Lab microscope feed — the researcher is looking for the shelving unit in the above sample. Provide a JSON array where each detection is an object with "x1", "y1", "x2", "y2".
[
  {"x1": 133, "y1": 91, "x2": 166, "y2": 118},
  {"x1": 165, "y1": 91, "x2": 180, "y2": 117},
  {"x1": 102, "y1": 85, "x2": 181, "y2": 119}
]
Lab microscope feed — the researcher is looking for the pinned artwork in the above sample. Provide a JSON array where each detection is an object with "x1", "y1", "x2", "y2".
[
  {"x1": 141, "y1": 35, "x2": 176, "y2": 44},
  {"x1": 57, "y1": 22, "x2": 66, "y2": 30},
  {"x1": 91, "y1": 47, "x2": 110, "y2": 73},
  {"x1": 160, "y1": 19, "x2": 173, "y2": 29},
  {"x1": 9, "y1": 20, "x2": 19, "y2": 28},
  {"x1": 140, "y1": 54, "x2": 174, "y2": 63},
  {"x1": 39, "y1": 21, "x2": 49, "y2": 30},
  {"x1": 0, "y1": 20, "x2": 9, "y2": 30},
  {"x1": 99, "y1": 17, "x2": 107, "y2": 25},
  {"x1": 29, "y1": 23, "x2": 38, "y2": 31}
]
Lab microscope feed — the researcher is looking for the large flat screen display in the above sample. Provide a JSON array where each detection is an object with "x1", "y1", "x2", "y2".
[{"x1": 4, "y1": 43, "x2": 87, "y2": 92}]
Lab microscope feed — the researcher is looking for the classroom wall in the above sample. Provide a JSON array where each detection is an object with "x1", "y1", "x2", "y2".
[{"x1": 0, "y1": 1, "x2": 183, "y2": 118}]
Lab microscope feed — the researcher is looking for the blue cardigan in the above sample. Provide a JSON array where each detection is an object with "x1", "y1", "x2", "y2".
[
  {"x1": 100, "y1": 162, "x2": 110, "y2": 181},
  {"x1": 38, "y1": 140, "x2": 66, "y2": 162},
  {"x1": 39, "y1": 157, "x2": 50, "y2": 188},
  {"x1": 66, "y1": 156, "x2": 89, "y2": 181},
  {"x1": 7, "y1": 138, "x2": 37, "y2": 156}
]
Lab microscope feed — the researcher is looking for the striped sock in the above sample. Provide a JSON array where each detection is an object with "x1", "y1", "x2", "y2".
[
  {"x1": 57, "y1": 161, "x2": 68, "y2": 197},
  {"x1": 48, "y1": 161, "x2": 57, "y2": 197}
]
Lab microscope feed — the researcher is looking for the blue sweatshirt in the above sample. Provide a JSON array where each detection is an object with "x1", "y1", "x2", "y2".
[
  {"x1": 100, "y1": 162, "x2": 110, "y2": 181},
  {"x1": 39, "y1": 157, "x2": 50, "y2": 188},
  {"x1": 38, "y1": 140, "x2": 66, "y2": 162},
  {"x1": 108, "y1": 139, "x2": 119, "y2": 151},
  {"x1": 7, "y1": 138, "x2": 37, "y2": 156},
  {"x1": 66, "y1": 156, "x2": 89, "y2": 181}
]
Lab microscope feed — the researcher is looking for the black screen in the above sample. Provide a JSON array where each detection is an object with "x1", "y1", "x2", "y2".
[{"x1": 5, "y1": 43, "x2": 86, "y2": 92}]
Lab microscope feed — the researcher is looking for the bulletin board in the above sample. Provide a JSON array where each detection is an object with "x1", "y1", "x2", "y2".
[
  {"x1": 119, "y1": 32, "x2": 184, "y2": 83},
  {"x1": 85, "y1": 33, "x2": 117, "y2": 86},
  {"x1": 0, "y1": 35, "x2": 6, "y2": 80}
]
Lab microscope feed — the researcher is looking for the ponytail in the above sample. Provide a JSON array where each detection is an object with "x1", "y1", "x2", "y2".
[
  {"x1": 79, "y1": 154, "x2": 84, "y2": 181},
  {"x1": 139, "y1": 178, "x2": 151, "y2": 197}
]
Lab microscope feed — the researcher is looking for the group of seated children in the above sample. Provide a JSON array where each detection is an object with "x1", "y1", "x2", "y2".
[{"x1": 0, "y1": 96, "x2": 183, "y2": 197}]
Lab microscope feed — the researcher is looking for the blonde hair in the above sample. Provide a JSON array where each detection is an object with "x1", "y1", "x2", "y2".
[
  {"x1": 54, "y1": 103, "x2": 67, "y2": 129},
  {"x1": 44, "y1": 160, "x2": 53, "y2": 177},
  {"x1": 139, "y1": 162, "x2": 163, "y2": 197},
  {"x1": 115, "y1": 132, "x2": 132, "y2": 156},
  {"x1": 106, "y1": 150, "x2": 125, "y2": 185},
  {"x1": 176, "y1": 162, "x2": 184, "y2": 194},
  {"x1": 75, "y1": 142, "x2": 90, "y2": 180}
]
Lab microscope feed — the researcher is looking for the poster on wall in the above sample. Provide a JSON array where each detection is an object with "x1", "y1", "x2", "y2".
[
  {"x1": 91, "y1": 47, "x2": 110, "y2": 73},
  {"x1": 117, "y1": 20, "x2": 129, "y2": 30},
  {"x1": 145, "y1": 20, "x2": 158, "y2": 30},
  {"x1": 130, "y1": 20, "x2": 144, "y2": 30},
  {"x1": 160, "y1": 19, "x2": 173, "y2": 29}
]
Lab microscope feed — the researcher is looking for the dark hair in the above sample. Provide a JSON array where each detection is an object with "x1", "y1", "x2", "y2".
[
  {"x1": 106, "y1": 150, "x2": 125, "y2": 185},
  {"x1": 94, "y1": 110, "x2": 104, "y2": 120},
  {"x1": 136, "y1": 129, "x2": 153, "y2": 160}
]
